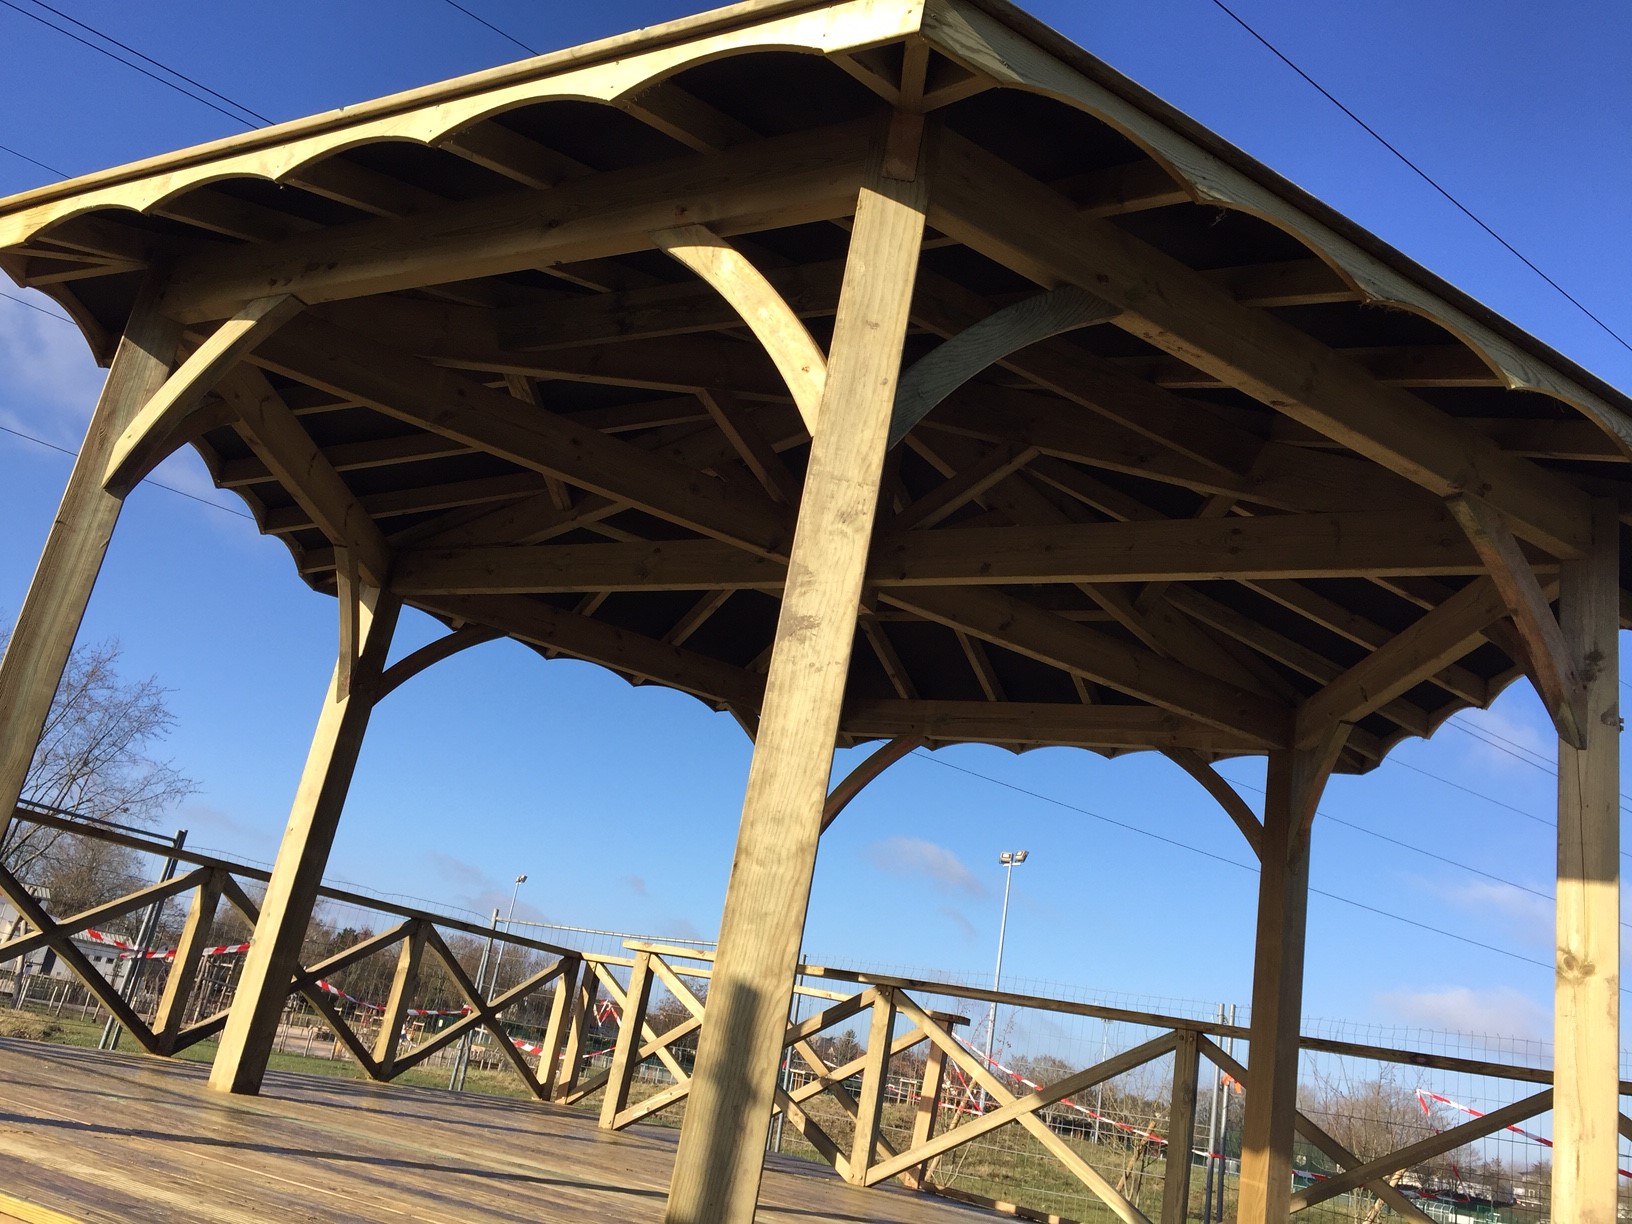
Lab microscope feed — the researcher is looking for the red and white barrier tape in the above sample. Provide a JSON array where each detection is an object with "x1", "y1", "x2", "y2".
[
  {"x1": 954, "y1": 1035, "x2": 1165, "y2": 1143},
  {"x1": 1416, "y1": 1088, "x2": 1632, "y2": 1179}
]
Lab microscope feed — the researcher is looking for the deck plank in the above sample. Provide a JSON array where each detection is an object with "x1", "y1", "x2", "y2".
[{"x1": 0, "y1": 1038, "x2": 987, "y2": 1223}]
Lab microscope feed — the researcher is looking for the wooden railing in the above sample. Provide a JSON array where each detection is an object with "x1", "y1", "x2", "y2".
[{"x1": 4, "y1": 807, "x2": 1628, "y2": 1224}]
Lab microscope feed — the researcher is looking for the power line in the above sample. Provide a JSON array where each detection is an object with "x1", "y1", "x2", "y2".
[
  {"x1": 0, "y1": 422, "x2": 253, "y2": 520},
  {"x1": 0, "y1": 0, "x2": 261, "y2": 129},
  {"x1": 438, "y1": 0, "x2": 538, "y2": 55},
  {"x1": 1208, "y1": 0, "x2": 1632, "y2": 359},
  {"x1": 906, "y1": 752, "x2": 1570, "y2": 978},
  {"x1": 1215, "y1": 770, "x2": 1632, "y2": 934},
  {"x1": 0, "y1": 288, "x2": 74, "y2": 323},
  {"x1": 0, "y1": 139, "x2": 67, "y2": 179},
  {"x1": 21, "y1": 0, "x2": 271, "y2": 124}
]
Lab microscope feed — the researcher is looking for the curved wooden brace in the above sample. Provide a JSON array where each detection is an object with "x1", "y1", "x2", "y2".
[
  {"x1": 102, "y1": 294, "x2": 303, "y2": 495},
  {"x1": 821, "y1": 734, "x2": 922, "y2": 832},
  {"x1": 376, "y1": 624, "x2": 501, "y2": 701},
  {"x1": 1165, "y1": 747, "x2": 1262, "y2": 858},
  {"x1": 653, "y1": 224, "x2": 828, "y2": 433},
  {"x1": 887, "y1": 285, "x2": 1119, "y2": 448}
]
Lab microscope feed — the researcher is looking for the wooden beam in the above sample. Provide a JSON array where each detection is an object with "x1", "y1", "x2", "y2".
[
  {"x1": 391, "y1": 510, "x2": 1502, "y2": 595},
  {"x1": 1160, "y1": 1029, "x2": 1201, "y2": 1224},
  {"x1": 1552, "y1": 499, "x2": 1622, "y2": 1224},
  {"x1": 252, "y1": 318, "x2": 790, "y2": 557},
  {"x1": 216, "y1": 366, "x2": 391, "y2": 588},
  {"x1": 888, "y1": 284, "x2": 1118, "y2": 446},
  {"x1": 102, "y1": 295, "x2": 302, "y2": 495},
  {"x1": 666, "y1": 118, "x2": 928, "y2": 1224},
  {"x1": 882, "y1": 586, "x2": 1289, "y2": 744},
  {"x1": 653, "y1": 226, "x2": 827, "y2": 433},
  {"x1": 1447, "y1": 493, "x2": 1585, "y2": 746},
  {"x1": 416, "y1": 593, "x2": 761, "y2": 713},
  {"x1": 842, "y1": 700, "x2": 1270, "y2": 754},
  {"x1": 0, "y1": 283, "x2": 179, "y2": 835},
  {"x1": 497, "y1": 259, "x2": 846, "y2": 351},
  {"x1": 1295, "y1": 579, "x2": 1511, "y2": 748},
  {"x1": 159, "y1": 121, "x2": 874, "y2": 323},
  {"x1": 930, "y1": 130, "x2": 1593, "y2": 557},
  {"x1": 208, "y1": 588, "x2": 400, "y2": 1095}
]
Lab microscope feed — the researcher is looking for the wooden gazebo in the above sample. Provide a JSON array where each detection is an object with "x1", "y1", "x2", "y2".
[{"x1": 0, "y1": 1, "x2": 1624, "y2": 1220}]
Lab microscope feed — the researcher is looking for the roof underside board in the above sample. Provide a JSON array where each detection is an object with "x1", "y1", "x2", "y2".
[{"x1": 3, "y1": 0, "x2": 1629, "y2": 776}]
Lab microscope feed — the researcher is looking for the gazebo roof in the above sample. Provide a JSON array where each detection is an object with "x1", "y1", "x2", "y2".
[{"x1": 5, "y1": 0, "x2": 1629, "y2": 774}]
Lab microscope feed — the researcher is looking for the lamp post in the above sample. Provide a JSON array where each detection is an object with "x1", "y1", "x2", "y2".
[
  {"x1": 983, "y1": 849, "x2": 1028, "y2": 1109},
  {"x1": 450, "y1": 873, "x2": 526, "y2": 1092},
  {"x1": 487, "y1": 873, "x2": 528, "y2": 1001}
]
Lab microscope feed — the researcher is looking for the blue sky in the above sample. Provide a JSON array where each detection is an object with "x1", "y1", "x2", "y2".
[{"x1": 1, "y1": 0, "x2": 1629, "y2": 1054}]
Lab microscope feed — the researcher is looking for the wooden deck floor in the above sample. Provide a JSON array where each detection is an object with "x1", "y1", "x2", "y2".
[{"x1": 0, "y1": 1038, "x2": 990, "y2": 1224}]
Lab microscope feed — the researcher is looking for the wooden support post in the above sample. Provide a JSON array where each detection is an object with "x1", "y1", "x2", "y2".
[
  {"x1": 0, "y1": 285, "x2": 179, "y2": 833},
  {"x1": 665, "y1": 118, "x2": 929, "y2": 1224},
  {"x1": 536, "y1": 956, "x2": 580, "y2": 1097},
  {"x1": 207, "y1": 586, "x2": 400, "y2": 1095},
  {"x1": 601, "y1": 950, "x2": 658, "y2": 1128},
  {"x1": 848, "y1": 987, "x2": 897, "y2": 1185},
  {"x1": 1161, "y1": 1028, "x2": 1201, "y2": 1224},
  {"x1": 908, "y1": 1019, "x2": 951, "y2": 1188},
  {"x1": 557, "y1": 965, "x2": 601, "y2": 1100},
  {"x1": 370, "y1": 921, "x2": 427, "y2": 1072},
  {"x1": 1552, "y1": 498, "x2": 1621, "y2": 1224},
  {"x1": 1235, "y1": 736, "x2": 1342, "y2": 1223},
  {"x1": 152, "y1": 868, "x2": 224, "y2": 1054}
]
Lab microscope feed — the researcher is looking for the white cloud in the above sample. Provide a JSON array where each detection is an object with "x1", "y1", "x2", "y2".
[
  {"x1": 0, "y1": 294, "x2": 108, "y2": 443},
  {"x1": 866, "y1": 836, "x2": 984, "y2": 897},
  {"x1": 1443, "y1": 878, "x2": 1552, "y2": 937},
  {"x1": 1449, "y1": 706, "x2": 1552, "y2": 775},
  {"x1": 1376, "y1": 985, "x2": 1549, "y2": 1041}
]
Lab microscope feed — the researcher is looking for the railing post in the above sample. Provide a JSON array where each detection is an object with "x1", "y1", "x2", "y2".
[
  {"x1": 557, "y1": 965, "x2": 602, "y2": 1100},
  {"x1": 600, "y1": 950, "x2": 656, "y2": 1129},
  {"x1": 1162, "y1": 1028, "x2": 1202, "y2": 1224},
  {"x1": 370, "y1": 920, "x2": 427, "y2": 1076},
  {"x1": 152, "y1": 868, "x2": 225, "y2": 1054},
  {"x1": 536, "y1": 955, "x2": 580, "y2": 1098},
  {"x1": 848, "y1": 986, "x2": 897, "y2": 1185},
  {"x1": 908, "y1": 1010, "x2": 965, "y2": 1189}
]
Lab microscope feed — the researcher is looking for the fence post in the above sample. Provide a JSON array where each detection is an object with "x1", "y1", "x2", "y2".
[
  {"x1": 557, "y1": 965, "x2": 601, "y2": 1100},
  {"x1": 370, "y1": 920, "x2": 426, "y2": 1076},
  {"x1": 847, "y1": 986, "x2": 897, "y2": 1185},
  {"x1": 907, "y1": 1011, "x2": 963, "y2": 1189},
  {"x1": 536, "y1": 956, "x2": 580, "y2": 1098},
  {"x1": 152, "y1": 868, "x2": 225, "y2": 1054},
  {"x1": 1162, "y1": 1028, "x2": 1202, "y2": 1224},
  {"x1": 600, "y1": 950, "x2": 656, "y2": 1129}
]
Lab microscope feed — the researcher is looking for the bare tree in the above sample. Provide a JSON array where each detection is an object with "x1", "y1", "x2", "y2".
[{"x1": 0, "y1": 627, "x2": 196, "y2": 896}]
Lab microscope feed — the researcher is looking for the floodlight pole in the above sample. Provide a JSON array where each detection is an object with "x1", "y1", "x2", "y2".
[
  {"x1": 982, "y1": 849, "x2": 1027, "y2": 1110},
  {"x1": 487, "y1": 873, "x2": 528, "y2": 1001}
]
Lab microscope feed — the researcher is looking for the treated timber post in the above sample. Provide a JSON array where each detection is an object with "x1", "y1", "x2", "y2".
[
  {"x1": 1552, "y1": 499, "x2": 1621, "y2": 1224},
  {"x1": 1235, "y1": 732, "x2": 1344, "y2": 1223},
  {"x1": 1161, "y1": 1028, "x2": 1202, "y2": 1224},
  {"x1": 536, "y1": 956, "x2": 580, "y2": 1097},
  {"x1": 601, "y1": 949, "x2": 657, "y2": 1128},
  {"x1": 0, "y1": 285, "x2": 179, "y2": 832},
  {"x1": 557, "y1": 965, "x2": 601, "y2": 1100},
  {"x1": 371, "y1": 920, "x2": 427, "y2": 1073},
  {"x1": 152, "y1": 868, "x2": 225, "y2": 1054},
  {"x1": 848, "y1": 987, "x2": 898, "y2": 1185},
  {"x1": 665, "y1": 117, "x2": 930, "y2": 1224},
  {"x1": 208, "y1": 586, "x2": 401, "y2": 1095}
]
